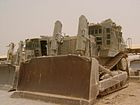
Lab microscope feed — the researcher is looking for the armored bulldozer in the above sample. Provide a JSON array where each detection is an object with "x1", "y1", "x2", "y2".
[
  {"x1": 0, "y1": 43, "x2": 16, "y2": 90},
  {"x1": 12, "y1": 15, "x2": 129, "y2": 105}
]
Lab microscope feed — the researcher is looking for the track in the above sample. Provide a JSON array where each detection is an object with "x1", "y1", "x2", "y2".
[
  {"x1": 99, "y1": 53, "x2": 129, "y2": 96},
  {"x1": 104, "y1": 53, "x2": 127, "y2": 70},
  {"x1": 96, "y1": 80, "x2": 140, "y2": 105}
]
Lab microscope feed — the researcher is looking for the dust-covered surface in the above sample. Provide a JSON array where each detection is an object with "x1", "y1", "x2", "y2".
[
  {"x1": 0, "y1": 80, "x2": 140, "y2": 105},
  {"x1": 0, "y1": 90, "x2": 57, "y2": 105},
  {"x1": 96, "y1": 80, "x2": 140, "y2": 105}
]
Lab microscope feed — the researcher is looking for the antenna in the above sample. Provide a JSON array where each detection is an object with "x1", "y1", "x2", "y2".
[{"x1": 126, "y1": 38, "x2": 132, "y2": 48}]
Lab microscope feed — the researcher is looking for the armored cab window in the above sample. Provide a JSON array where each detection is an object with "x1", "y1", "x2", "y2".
[
  {"x1": 33, "y1": 41, "x2": 39, "y2": 48},
  {"x1": 97, "y1": 42, "x2": 102, "y2": 45},
  {"x1": 106, "y1": 28, "x2": 111, "y2": 33},
  {"x1": 96, "y1": 37, "x2": 102, "y2": 40},
  {"x1": 25, "y1": 41, "x2": 31, "y2": 49},
  {"x1": 95, "y1": 29, "x2": 98, "y2": 34},
  {"x1": 106, "y1": 40, "x2": 110, "y2": 45},
  {"x1": 89, "y1": 29, "x2": 94, "y2": 35},
  {"x1": 107, "y1": 34, "x2": 111, "y2": 39},
  {"x1": 31, "y1": 39, "x2": 40, "y2": 48},
  {"x1": 106, "y1": 34, "x2": 111, "y2": 45},
  {"x1": 96, "y1": 37, "x2": 102, "y2": 45},
  {"x1": 91, "y1": 30, "x2": 94, "y2": 35},
  {"x1": 99, "y1": 29, "x2": 102, "y2": 34}
]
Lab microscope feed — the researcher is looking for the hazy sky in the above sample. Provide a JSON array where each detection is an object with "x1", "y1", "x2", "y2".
[{"x1": 0, "y1": 0, "x2": 140, "y2": 55}]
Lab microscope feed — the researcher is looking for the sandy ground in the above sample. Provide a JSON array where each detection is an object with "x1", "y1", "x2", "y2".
[
  {"x1": 0, "y1": 90, "x2": 57, "y2": 105},
  {"x1": 96, "y1": 79, "x2": 140, "y2": 105},
  {"x1": 0, "y1": 80, "x2": 140, "y2": 105}
]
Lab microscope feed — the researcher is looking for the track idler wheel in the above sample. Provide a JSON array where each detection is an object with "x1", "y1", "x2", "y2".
[{"x1": 119, "y1": 58, "x2": 128, "y2": 71}]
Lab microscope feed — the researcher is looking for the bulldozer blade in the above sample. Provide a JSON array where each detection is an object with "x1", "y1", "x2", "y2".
[
  {"x1": 12, "y1": 55, "x2": 99, "y2": 105},
  {"x1": 0, "y1": 64, "x2": 15, "y2": 90}
]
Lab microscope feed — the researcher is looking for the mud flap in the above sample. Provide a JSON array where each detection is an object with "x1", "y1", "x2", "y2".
[
  {"x1": 0, "y1": 64, "x2": 15, "y2": 90},
  {"x1": 12, "y1": 55, "x2": 99, "y2": 105}
]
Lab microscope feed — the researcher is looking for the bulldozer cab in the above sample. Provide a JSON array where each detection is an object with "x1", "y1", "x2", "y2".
[
  {"x1": 25, "y1": 38, "x2": 48, "y2": 60},
  {"x1": 89, "y1": 19, "x2": 126, "y2": 57}
]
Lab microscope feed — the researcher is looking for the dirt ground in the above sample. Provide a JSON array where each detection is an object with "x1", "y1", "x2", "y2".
[
  {"x1": 96, "y1": 79, "x2": 140, "y2": 105},
  {"x1": 0, "y1": 80, "x2": 140, "y2": 105}
]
